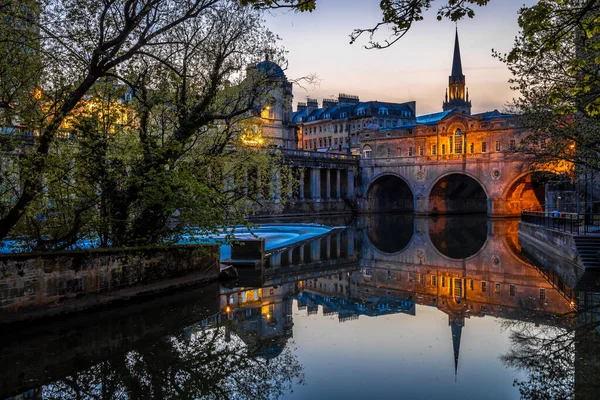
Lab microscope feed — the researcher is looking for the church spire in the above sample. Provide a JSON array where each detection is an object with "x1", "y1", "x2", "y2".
[
  {"x1": 451, "y1": 28, "x2": 463, "y2": 78},
  {"x1": 442, "y1": 28, "x2": 471, "y2": 115},
  {"x1": 450, "y1": 317, "x2": 464, "y2": 379}
]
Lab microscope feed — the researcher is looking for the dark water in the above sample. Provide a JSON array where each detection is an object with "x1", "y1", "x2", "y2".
[{"x1": 2, "y1": 215, "x2": 599, "y2": 400}]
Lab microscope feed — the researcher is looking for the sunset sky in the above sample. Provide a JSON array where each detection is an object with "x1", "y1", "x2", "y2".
[{"x1": 264, "y1": 0, "x2": 537, "y2": 115}]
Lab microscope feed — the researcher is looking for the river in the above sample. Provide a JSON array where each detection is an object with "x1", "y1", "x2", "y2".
[{"x1": 2, "y1": 215, "x2": 598, "y2": 400}]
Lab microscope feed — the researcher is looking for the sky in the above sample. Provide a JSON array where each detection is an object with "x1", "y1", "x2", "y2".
[{"x1": 263, "y1": 0, "x2": 537, "y2": 116}]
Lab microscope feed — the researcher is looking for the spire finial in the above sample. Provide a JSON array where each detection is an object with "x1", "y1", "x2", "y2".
[{"x1": 451, "y1": 28, "x2": 463, "y2": 78}]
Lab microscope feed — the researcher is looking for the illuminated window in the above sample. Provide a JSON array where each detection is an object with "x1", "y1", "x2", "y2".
[
  {"x1": 454, "y1": 129, "x2": 463, "y2": 154},
  {"x1": 431, "y1": 144, "x2": 437, "y2": 155},
  {"x1": 431, "y1": 275, "x2": 437, "y2": 286},
  {"x1": 495, "y1": 141, "x2": 501, "y2": 151},
  {"x1": 441, "y1": 144, "x2": 446, "y2": 155},
  {"x1": 441, "y1": 276, "x2": 446, "y2": 287}
]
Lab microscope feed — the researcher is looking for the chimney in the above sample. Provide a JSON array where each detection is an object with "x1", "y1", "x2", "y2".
[
  {"x1": 338, "y1": 93, "x2": 360, "y2": 107},
  {"x1": 322, "y1": 98, "x2": 338, "y2": 109},
  {"x1": 306, "y1": 98, "x2": 319, "y2": 113},
  {"x1": 297, "y1": 102, "x2": 307, "y2": 113}
]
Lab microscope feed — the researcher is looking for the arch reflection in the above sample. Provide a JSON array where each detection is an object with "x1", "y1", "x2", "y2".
[
  {"x1": 428, "y1": 215, "x2": 488, "y2": 259},
  {"x1": 364, "y1": 214, "x2": 414, "y2": 254}
]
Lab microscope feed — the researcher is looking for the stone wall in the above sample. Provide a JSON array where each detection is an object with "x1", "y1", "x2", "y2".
[
  {"x1": 518, "y1": 221, "x2": 583, "y2": 287},
  {"x1": 0, "y1": 245, "x2": 219, "y2": 324}
]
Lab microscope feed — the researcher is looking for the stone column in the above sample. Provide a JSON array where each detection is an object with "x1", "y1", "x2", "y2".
[
  {"x1": 287, "y1": 169, "x2": 293, "y2": 200},
  {"x1": 256, "y1": 167, "x2": 263, "y2": 200},
  {"x1": 299, "y1": 168, "x2": 305, "y2": 200},
  {"x1": 336, "y1": 231, "x2": 341, "y2": 257},
  {"x1": 311, "y1": 239, "x2": 321, "y2": 261},
  {"x1": 347, "y1": 170, "x2": 355, "y2": 198},
  {"x1": 325, "y1": 169, "x2": 331, "y2": 199},
  {"x1": 347, "y1": 229, "x2": 355, "y2": 256},
  {"x1": 336, "y1": 170, "x2": 341, "y2": 199},
  {"x1": 326, "y1": 235, "x2": 331, "y2": 258},
  {"x1": 311, "y1": 168, "x2": 321, "y2": 202},
  {"x1": 299, "y1": 244, "x2": 305, "y2": 263},
  {"x1": 271, "y1": 166, "x2": 281, "y2": 203},
  {"x1": 270, "y1": 252, "x2": 281, "y2": 268}
]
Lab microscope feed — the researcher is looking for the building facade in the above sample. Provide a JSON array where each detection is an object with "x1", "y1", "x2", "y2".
[{"x1": 292, "y1": 95, "x2": 416, "y2": 154}]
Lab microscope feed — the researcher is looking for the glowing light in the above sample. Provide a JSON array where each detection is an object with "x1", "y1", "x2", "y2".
[
  {"x1": 226, "y1": 306, "x2": 231, "y2": 313},
  {"x1": 241, "y1": 124, "x2": 265, "y2": 147}
]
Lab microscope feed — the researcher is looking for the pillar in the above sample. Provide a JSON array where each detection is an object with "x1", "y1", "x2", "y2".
[
  {"x1": 287, "y1": 169, "x2": 293, "y2": 200},
  {"x1": 326, "y1": 235, "x2": 331, "y2": 258},
  {"x1": 311, "y1": 239, "x2": 321, "y2": 260},
  {"x1": 336, "y1": 169, "x2": 341, "y2": 199},
  {"x1": 299, "y1": 168, "x2": 305, "y2": 200},
  {"x1": 271, "y1": 166, "x2": 281, "y2": 202},
  {"x1": 326, "y1": 169, "x2": 331, "y2": 199},
  {"x1": 311, "y1": 168, "x2": 321, "y2": 201},
  {"x1": 347, "y1": 229, "x2": 355, "y2": 256},
  {"x1": 347, "y1": 170, "x2": 355, "y2": 198},
  {"x1": 299, "y1": 244, "x2": 305, "y2": 263}
]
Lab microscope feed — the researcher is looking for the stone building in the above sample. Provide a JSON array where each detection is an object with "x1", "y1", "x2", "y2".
[
  {"x1": 292, "y1": 95, "x2": 416, "y2": 154},
  {"x1": 250, "y1": 58, "x2": 297, "y2": 149}
]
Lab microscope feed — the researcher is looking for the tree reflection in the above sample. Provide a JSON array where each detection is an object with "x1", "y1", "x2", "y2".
[
  {"x1": 501, "y1": 301, "x2": 600, "y2": 399},
  {"x1": 40, "y1": 323, "x2": 304, "y2": 399}
]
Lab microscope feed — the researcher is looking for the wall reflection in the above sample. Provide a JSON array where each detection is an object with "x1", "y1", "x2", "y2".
[{"x1": 3, "y1": 217, "x2": 595, "y2": 400}]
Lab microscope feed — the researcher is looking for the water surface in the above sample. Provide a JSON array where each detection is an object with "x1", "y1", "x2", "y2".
[{"x1": 2, "y1": 215, "x2": 596, "y2": 400}]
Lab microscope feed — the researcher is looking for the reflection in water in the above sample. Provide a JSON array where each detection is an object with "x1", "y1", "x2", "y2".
[
  {"x1": 428, "y1": 215, "x2": 488, "y2": 259},
  {"x1": 2, "y1": 217, "x2": 598, "y2": 399},
  {"x1": 363, "y1": 213, "x2": 414, "y2": 254},
  {"x1": 501, "y1": 271, "x2": 600, "y2": 400}
]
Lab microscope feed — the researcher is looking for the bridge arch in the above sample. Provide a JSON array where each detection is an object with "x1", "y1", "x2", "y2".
[
  {"x1": 428, "y1": 172, "x2": 489, "y2": 215},
  {"x1": 365, "y1": 173, "x2": 415, "y2": 213},
  {"x1": 502, "y1": 170, "x2": 563, "y2": 214}
]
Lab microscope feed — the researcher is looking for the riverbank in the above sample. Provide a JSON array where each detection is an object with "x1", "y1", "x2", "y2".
[{"x1": 0, "y1": 244, "x2": 220, "y2": 324}]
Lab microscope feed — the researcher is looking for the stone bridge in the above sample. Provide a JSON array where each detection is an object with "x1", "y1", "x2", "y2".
[
  {"x1": 358, "y1": 152, "x2": 556, "y2": 217},
  {"x1": 356, "y1": 110, "x2": 569, "y2": 217}
]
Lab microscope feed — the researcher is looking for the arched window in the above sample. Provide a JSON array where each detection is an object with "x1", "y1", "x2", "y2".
[
  {"x1": 362, "y1": 145, "x2": 372, "y2": 159},
  {"x1": 454, "y1": 129, "x2": 463, "y2": 154}
]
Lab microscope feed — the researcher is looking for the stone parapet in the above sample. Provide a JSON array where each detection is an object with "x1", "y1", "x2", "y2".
[{"x1": 0, "y1": 245, "x2": 219, "y2": 324}]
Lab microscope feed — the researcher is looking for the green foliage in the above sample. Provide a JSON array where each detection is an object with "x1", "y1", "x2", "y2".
[
  {"x1": 0, "y1": 0, "x2": 296, "y2": 249},
  {"x1": 350, "y1": 0, "x2": 491, "y2": 49},
  {"x1": 494, "y1": 0, "x2": 600, "y2": 173}
]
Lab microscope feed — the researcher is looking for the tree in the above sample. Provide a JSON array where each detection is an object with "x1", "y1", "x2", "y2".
[
  {"x1": 39, "y1": 324, "x2": 304, "y2": 399},
  {"x1": 494, "y1": 1, "x2": 600, "y2": 175},
  {"x1": 0, "y1": 0, "x2": 305, "y2": 246},
  {"x1": 350, "y1": 0, "x2": 491, "y2": 49}
]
